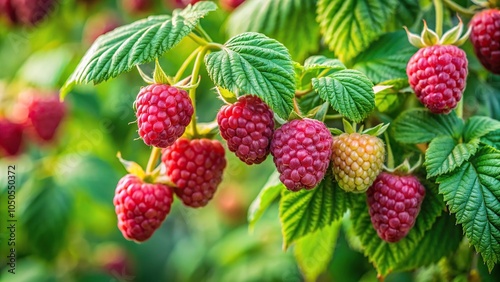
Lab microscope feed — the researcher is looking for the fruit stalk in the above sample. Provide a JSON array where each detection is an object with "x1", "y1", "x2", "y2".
[
  {"x1": 434, "y1": 0, "x2": 444, "y2": 37},
  {"x1": 442, "y1": 0, "x2": 475, "y2": 16},
  {"x1": 174, "y1": 46, "x2": 202, "y2": 83},
  {"x1": 187, "y1": 46, "x2": 211, "y2": 137},
  {"x1": 146, "y1": 147, "x2": 161, "y2": 174}
]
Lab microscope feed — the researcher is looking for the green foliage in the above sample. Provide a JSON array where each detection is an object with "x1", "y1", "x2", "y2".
[
  {"x1": 279, "y1": 174, "x2": 350, "y2": 248},
  {"x1": 374, "y1": 78, "x2": 410, "y2": 113},
  {"x1": 350, "y1": 185, "x2": 444, "y2": 276},
  {"x1": 392, "y1": 109, "x2": 464, "y2": 144},
  {"x1": 294, "y1": 221, "x2": 341, "y2": 282},
  {"x1": 22, "y1": 179, "x2": 73, "y2": 260},
  {"x1": 317, "y1": 0, "x2": 399, "y2": 63},
  {"x1": 247, "y1": 171, "x2": 283, "y2": 231},
  {"x1": 463, "y1": 116, "x2": 500, "y2": 143},
  {"x1": 312, "y1": 69, "x2": 374, "y2": 122},
  {"x1": 425, "y1": 136, "x2": 480, "y2": 178},
  {"x1": 61, "y1": 2, "x2": 217, "y2": 97},
  {"x1": 205, "y1": 32, "x2": 295, "y2": 119},
  {"x1": 437, "y1": 146, "x2": 500, "y2": 271},
  {"x1": 227, "y1": 0, "x2": 320, "y2": 61},
  {"x1": 482, "y1": 129, "x2": 500, "y2": 150}
]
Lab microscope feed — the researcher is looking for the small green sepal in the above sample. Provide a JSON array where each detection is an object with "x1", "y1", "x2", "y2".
[
  {"x1": 215, "y1": 86, "x2": 238, "y2": 104},
  {"x1": 421, "y1": 21, "x2": 440, "y2": 46},
  {"x1": 117, "y1": 152, "x2": 146, "y2": 179},
  {"x1": 153, "y1": 59, "x2": 173, "y2": 85},
  {"x1": 362, "y1": 123, "x2": 389, "y2": 137}
]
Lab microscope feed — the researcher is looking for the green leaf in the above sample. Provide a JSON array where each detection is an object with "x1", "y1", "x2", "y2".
[
  {"x1": 395, "y1": 213, "x2": 463, "y2": 271},
  {"x1": 248, "y1": 171, "x2": 283, "y2": 232},
  {"x1": 317, "y1": 0, "x2": 399, "y2": 63},
  {"x1": 481, "y1": 129, "x2": 500, "y2": 150},
  {"x1": 312, "y1": 70, "x2": 374, "y2": 122},
  {"x1": 437, "y1": 146, "x2": 500, "y2": 271},
  {"x1": 61, "y1": 2, "x2": 217, "y2": 97},
  {"x1": 385, "y1": 0, "x2": 420, "y2": 30},
  {"x1": 227, "y1": 0, "x2": 320, "y2": 61},
  {"x1": 22, "y1": 179, "x2": 73, "y2": 260},
  {"x1": 279, "y1": 174, "x2": 350, "y2": 248},
  {"x1": 205, "y1": 32, "x2": 295, "y2": 119},
  {"x1": 294, "y1": 221, "x2": 342, "y2": 282},
  {"x1": 351, "y1": 183, "x2": 443, "y2": 276},
  {"x1": 294, "y1": 55, "x2": 345, "y2": 92},
  {"x1": 303, "y1": 55, "x2": 346, "y2": 73},
  {"x1": 392, "y1": 109, "x2": 464, "y2": 144},
  {"x1": 352, "y1": 31, "x2": 417, "y2": 83},
  {"x1": 374, "y1": 78, "x2": 410, "y2": 113},
  {"x1": 425, "y1": 136, "x2": 480, "y2": 178},
  {"x1": 463, "y1": 116, "x2": 500, "y2": 143}
]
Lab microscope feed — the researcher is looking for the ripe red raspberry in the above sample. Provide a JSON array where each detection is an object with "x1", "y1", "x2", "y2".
[
  {"x1": 332, "y1": 133, "x2": 385, "y2": 193},
  {"x1": 0, "y1": 0, "x2": 17, "y2": 24},
  {"x1": 270, "y1": 118, "x2": 333, "y2": 191},
  {"x1": 470, "y1": 9, "x2": 500, "y2": 74},
  {"x1": 0, "y1": 119, "x2": 24, "y2": 157},
  {"x1": 28, "y1": 94, "x2": 66, "y2": 142},
  {"x1": 217, "y1": 95, "x2": 274, "y2": 165},
  {"x1": 367, "y1": 172, "x2": 426, "y2": 243},
  {"x1": 10, "y1": 0, "x2": 57, "y2": 26},
  {"x1": 113, "y1": 174, "x2": 174, "y2": 242},
  {"x1": 162, "y1": 138, "x2": 226, "y2": 208},
  {"x1": 407, "y1": 45, "x2": 468, "y2": 114},
  {"x1": 220, "y1": 0, "x2": 245, "y2": 11},
  {"x1": 135, "y1": 84, "x2": 193, "y2": 148}
]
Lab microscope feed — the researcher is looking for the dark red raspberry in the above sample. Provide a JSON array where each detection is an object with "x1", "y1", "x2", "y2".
[
  {"x1": 113, "y1": 174, "x2": 174, "y2": 242},
  {"x1": 0, "y1": 119, "x2": 24, "y2": 157},
  {"x1": 135, "y1": 84, "x2": 193, "y2": 148},
  {"x1": 270, "y1": 118, "x2": 333, "y2": 191},
  {"x1": 161, "y1": 138, "x2": 226, "y2": 208},
  {"x1": 367, "y1": 172, "x2": 426, "y2": 243},
  {"x1": 220, "y1": 0, "x2": 245, "y2": 11},
  {"x1": 470, "y1": 9, "x2": 500, "y2": 74},
  {"x1": 0, "y1": 0, "x2": 17, "y2": 24},
  {"x1": 170, "y1": 0, "x2": 200, "y2": 8},
  {"x1": 217, "y1": 95, "x2": 274, "y2": 165},
  {"x1": 28, "y1": 94, "x2": 66, "y2": 142},
  {"x1": 10, "y1": 0, "x2": 57, "y2": 26},
  {"x1": 407, "y1": 45, "x2": 468, "y2": 114}
]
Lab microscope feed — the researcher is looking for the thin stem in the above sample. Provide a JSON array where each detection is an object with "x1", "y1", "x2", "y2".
[
  {"x1": 325, "y1": 114, "x2": 343, "y2": 120},
  {"x1": 295, "y1": 88, "x2": 313, "y2": 97},
  {"x1": 146, "y1": 147, "x2": 161, "y2": 174},
  {"x1": 384, "y1": 133, "x2": 395, "y2": 169},
  {"x1": 196, "y1": 25, "x2": 213, "y2": 42},
  {"x1": 188, "y1": 33, "x2": 209, "y2": 46},
  {"x1": 188, "y1": 47, "x2": 210, "y2": 137},
  {"x1": 456, "y1": 97, "x2": 464, "y2": 120},
  {"x1": 174, "y1": 46, "x2": 203, "y2": 83},
  {"x1": 293, "y1": 98, "x2": 302, "y2": 115},
  {"x1": 434, "y1": 0, "x2": 444, "y2": 37},
  {"x1": 442, "y1": 0, "x2": 476, "y2": 17}
]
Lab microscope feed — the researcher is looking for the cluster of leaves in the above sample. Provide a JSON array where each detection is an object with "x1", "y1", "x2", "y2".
[{"x1": 60, "y1": 0, "x2": 500, "y2": 280}]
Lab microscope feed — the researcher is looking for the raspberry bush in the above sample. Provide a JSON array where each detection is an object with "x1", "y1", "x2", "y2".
[{"x1": 2, "y1": 0, "x2": 500, "y2": 281}]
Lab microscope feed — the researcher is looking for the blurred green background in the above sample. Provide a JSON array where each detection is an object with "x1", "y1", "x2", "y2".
[{"x1": 0, "y1": 0, "x2": 499, "y2": 281}]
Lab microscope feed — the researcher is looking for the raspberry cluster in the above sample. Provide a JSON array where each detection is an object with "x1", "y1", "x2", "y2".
[
  {"x1": 407, "y1": 45, "x2": 468, "y2": 114},
  {"x1": 367, "y1": 172, "x2": 426, "y2": 242},
  {"x1": 270, "y1": 118, "x2": 333, "y2": 191},
  {"x1": 135, "y1": 84, "x2": 193, "y2": 148},
  {"x1": 470, "y1": 9, "x2": 500, "y2": 74},
  {"x1": 331, "y1": 133, "x2": 385, "y2": 193},
  {"x1": 217, "y1": 95, "x2": 274, "y2": 165}
]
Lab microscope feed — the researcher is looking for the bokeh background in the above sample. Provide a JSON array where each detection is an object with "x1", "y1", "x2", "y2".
[{"x1": 0, "y1": 0, "x2": 499, "y2": 281}]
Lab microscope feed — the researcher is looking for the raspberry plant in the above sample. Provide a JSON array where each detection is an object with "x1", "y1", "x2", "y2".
[{"x1": 56, "y1": 0, "x2": 500, "y2": 280}]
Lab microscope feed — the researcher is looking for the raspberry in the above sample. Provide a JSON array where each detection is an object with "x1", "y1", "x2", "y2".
[
  {"x1": 407, "y1": 45, "x2": 468, "y2": 114},
  {"x1": 113, "y1": 174, "x2": 174, "y2": 242},
  {"x1": 11, "y1": 0, "x2": 57, "y2": 26},
  {"x1": 0, "y1": 0, "x2": 17, "y2": 24},
  {"x1": 217, "y1": 95, "x2": 274, "y2": 165},
  {"x1": 135, "y1": 84, "x2": 193, "y2": 148},
  {"x1": 367, "y1": 172, "x2": 426, "y2": 242},
  {"x1": 270, "y1": 118, "x2": 333, "y2": 191},
  {"x1": 170, "y1": 0, "x2": 200, "y2": 8},
  {"x1": 28, "y1": 94, "x2": 66, "y2": 142},
  {"x1": 332, "y1": 133, "x2": 385, "y2": 193},
  {"x1": 470, "y1": 9, "x2": 500, "y2": 74},
  {"x1": 162, "y1": 138, "x2": 226, "y2": 208},
  {"x1": 0, "y1": 119, "x2": 24, "y2": 157},
  {"x1": 220, "y1": 0, "x2": 245, "y2": 11}
]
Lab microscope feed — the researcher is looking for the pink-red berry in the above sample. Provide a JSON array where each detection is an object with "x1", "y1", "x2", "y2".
[
  {"x1": 367, "y1": 172, "x2": 426, "y2": 243},
  {"x1": 217, "y1": 95, "x2": 274, "y2": 165},
  {"x1": 28, "y1": 94, "x2": 66, "y2": 142},
  {"x1": 10, "y1": 0, "x2": 57, "y2": 26},
  {"x1": 0, "y1": 119, "x2": 24, "y2": 157},
  {"x1": 220, "y1": 0, "x2": 245, "y2": 11},
  {"x1": 407, "y1": 45, "x2": 468, "y2": 114},
  {"x1": 162, "y1": 138, "x2": 226, "y2": 208},
  {"x1": 170, "y1": 0, "x2": 200, "y2": 8},
  {"x1": 470, "y1": 9, "x2": 500, "y2": 74},
  {"x1": 331, "y1": 133, "x2": 385, "y2": 193},
  {"x1": 135, "y1": 84, "x2": 193, "y2": 148},
  {"x1": 270, "y1": 118, "x2": 333, "y2": 191},
  {"x1": 114, "y1": 174, "x2": 174, "y2": 242}
]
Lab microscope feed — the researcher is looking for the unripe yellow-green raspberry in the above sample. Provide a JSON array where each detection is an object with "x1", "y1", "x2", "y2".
[{"x1": 331, "y1": 133, "x2": 385, "y2": 193}]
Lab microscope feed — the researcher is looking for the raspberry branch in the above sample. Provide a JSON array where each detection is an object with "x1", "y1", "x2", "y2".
[
  {"x1": 434, "y1": 0, "x2": 444, "y2": 37},
  {"x1": 174, "y1": 46, "x2": 202, "y2": 83},
  {"x1": 146, "y1": 147, "x2": 161, "y2": 174}
]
